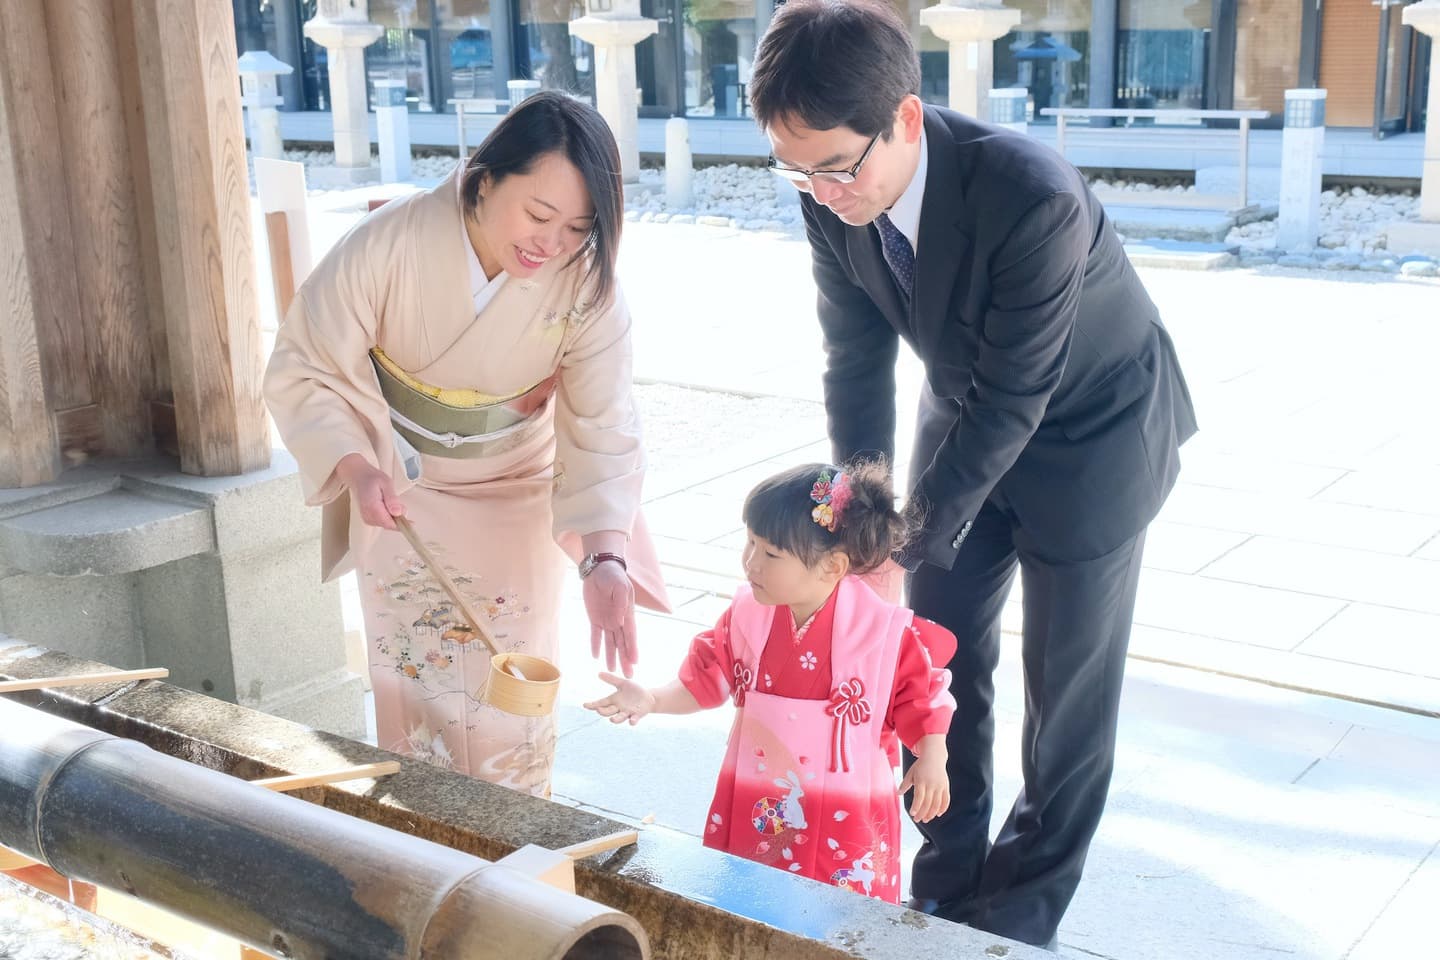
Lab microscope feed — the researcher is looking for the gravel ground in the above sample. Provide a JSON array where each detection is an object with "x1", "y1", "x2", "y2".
[{"x1": 251, "y1": 148, "x2": 1437, "y2": 276}]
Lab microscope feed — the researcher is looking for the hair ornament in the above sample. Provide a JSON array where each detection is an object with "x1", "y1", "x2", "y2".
[{"x1": 810, "y1": 468, "x2": 852, "y2": 532}]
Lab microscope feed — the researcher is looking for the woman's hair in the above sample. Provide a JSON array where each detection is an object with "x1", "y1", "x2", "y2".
[
  {"x1": 459, "y1": 91, "x2": 623, "y2": 308},
  {"x1": 749, "y1": 0, "x2": 921, "y2": 141},
  {"x1": 742, "y1": 460, "x2": 909, "y2": 575}
]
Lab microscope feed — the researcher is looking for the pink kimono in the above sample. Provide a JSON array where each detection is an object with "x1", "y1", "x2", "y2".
[{"x1": 679, "y1": 576, "x2": 957, "y2": 902}]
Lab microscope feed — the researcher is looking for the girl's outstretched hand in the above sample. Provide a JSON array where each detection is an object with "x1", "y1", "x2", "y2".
[{"x1": 582, "y1": 672, "x2": 657, "y2": 725}]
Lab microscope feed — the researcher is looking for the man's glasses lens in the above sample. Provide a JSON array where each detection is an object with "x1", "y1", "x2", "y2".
[{"x1": 768, "y1": 162, "x2": 855, "y2": 185}]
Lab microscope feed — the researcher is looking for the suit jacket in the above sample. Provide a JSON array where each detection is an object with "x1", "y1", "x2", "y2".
[{"x1": 804, "y1": 105, "x2": 1197, "y2": 569}]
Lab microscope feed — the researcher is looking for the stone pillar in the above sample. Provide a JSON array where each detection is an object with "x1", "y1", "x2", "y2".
[
  {"x1": 988, "y1": 87, "x2": 1029, "y2": 135},
  {"x1": 237, "y1": 51, "x2": 293, "y2": 160},
  {"x1": 1277, "y1": 89, "x2": 1326, "y2": 252},
  {"x1": 920, "y1": 1, "x2": 1021, "y2": 119},
  {"x1": 373, "y1": 79, "x2": 411, "y2": 184},
  {"x1": 569, "y1": 0, "x2": 658, "y2": 183},
  {"x1": 665, "y1": 117, "x2": 692, "y2": 209},
  {"x1": 303, "y1": 0, "x2": 383, "y2": 186},
  {"x1": 1385, "y1": 1, "x2": 1440, "y2": 256}
]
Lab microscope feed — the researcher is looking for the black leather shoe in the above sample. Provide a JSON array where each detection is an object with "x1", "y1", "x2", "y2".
[{"x1": 905, "y1": 897, "x2": 941, "y2": 915}]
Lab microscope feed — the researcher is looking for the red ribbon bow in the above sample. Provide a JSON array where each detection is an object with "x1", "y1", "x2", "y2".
[
  {"x1": 826, "y1": 678, "x2": 872, "y2": 772},
  {"x1": 732, "y1": 662, "x2": 754, "y2": 706}
]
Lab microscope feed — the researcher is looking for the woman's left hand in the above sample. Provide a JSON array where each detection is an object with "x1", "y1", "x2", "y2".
[{"x1": 583, "y1": 559, "x2": 638, "y2": 677}]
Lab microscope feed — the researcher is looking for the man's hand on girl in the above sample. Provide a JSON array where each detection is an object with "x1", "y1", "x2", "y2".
[
  {"x1": 336, "y1": 453, "x2": 405, "y2": 530},
  {"x1": 583, "y1": 672, "x2": 656, "y2": 724},
  {"x1": 582, "y1": 559, "x2": 639, "y2": 677},
  {"x1": 900, "y1": 736, "x2": 951, "y2": 823}
]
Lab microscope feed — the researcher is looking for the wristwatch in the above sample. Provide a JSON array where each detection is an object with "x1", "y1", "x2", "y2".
[{"x1": 578, "y1": 552, "x2": 627, "y2": 580}]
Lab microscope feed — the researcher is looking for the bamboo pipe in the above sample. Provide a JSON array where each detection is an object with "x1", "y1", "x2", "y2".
[{"x1": 0, "y1": 698, "x2": 647, "y2": 959}]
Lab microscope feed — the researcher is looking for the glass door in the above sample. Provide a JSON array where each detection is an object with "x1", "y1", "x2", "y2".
[
  {"x1": 993, "y1": 0, "x2": 1093, "y2": 118},
  {"x1": 638, "y1": 0, "x2": 684, "y2": 116},
  {"x1": 1116, "y1": 0, "x2": 1213, "y2": 111},
  {"x1": 1232, "y1": 0, "x2": 1303, "y2": 119},
  {"x1": 1373, "y1": 0, "x2": 1414, "y2": 137},
  {"x1": 366, "y1": 0, "x2": 435, "y2": 111},
  {"x1": 678, "y1": 0, "x2": 764, "y2": 118},
  {"x1": 514, "y1": 0, "x2": 594, "y2": 102}
]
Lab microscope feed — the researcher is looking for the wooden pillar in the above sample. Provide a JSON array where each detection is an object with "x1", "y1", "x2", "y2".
[
  {"x1": 46, "y1": 0, "x2": 154, "y2": 459},
  {"x1": 121, "y1": 0, "x2": 269, "y2": 477},
  {"x1": 0, "y1": 0, "x2": 76, "y2": 486}
]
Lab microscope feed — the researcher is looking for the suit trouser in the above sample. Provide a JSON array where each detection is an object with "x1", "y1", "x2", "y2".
[{"x1": 904, "y1": 496, "x2": 1146, "y2": 947}]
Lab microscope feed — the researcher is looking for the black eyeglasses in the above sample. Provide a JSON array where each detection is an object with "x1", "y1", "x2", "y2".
[{"x1": 767, "y1": 131, "x2": 882, "y2": 185}]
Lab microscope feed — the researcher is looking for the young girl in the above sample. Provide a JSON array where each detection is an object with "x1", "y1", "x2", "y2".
[{"x1": 585, "y1": 461, "x2": 957, "y2": 902}]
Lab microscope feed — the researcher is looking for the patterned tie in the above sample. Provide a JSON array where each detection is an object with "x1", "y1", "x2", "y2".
[{"x1": 875, "y1": 212, "x2": 915, "y2": 301}]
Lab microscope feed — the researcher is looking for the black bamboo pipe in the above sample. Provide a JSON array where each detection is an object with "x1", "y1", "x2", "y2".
[{"x1": 0, "y1": 698, "x2": 646, "y2": 959}]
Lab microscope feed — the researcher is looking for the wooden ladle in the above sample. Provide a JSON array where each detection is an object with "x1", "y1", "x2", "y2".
[{"x1": 393, "y1": 516, "x2": 560, "y2": 717}]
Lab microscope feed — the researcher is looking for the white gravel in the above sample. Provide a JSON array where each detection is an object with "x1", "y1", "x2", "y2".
[{"x1": 253, "y1": 148, "x2": 1435, "y2": 272}]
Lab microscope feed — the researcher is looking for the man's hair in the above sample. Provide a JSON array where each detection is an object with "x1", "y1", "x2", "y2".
[{"x1": 749, "y1": 0, "x2": 921, "y2": 139}]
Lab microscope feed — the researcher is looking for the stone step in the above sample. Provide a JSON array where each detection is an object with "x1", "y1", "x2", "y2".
[
  {"x1": 0, "y1": 489, "x2": 213, "y2": 577},
  {"x1": 1108, "y1": 205, "x2": 1238, "y2": 243},
  {"x1": 1124, "y1": 239, "x2": 1239, "y2": 271}
]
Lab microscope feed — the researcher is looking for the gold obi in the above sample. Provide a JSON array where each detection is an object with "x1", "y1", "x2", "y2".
[{"x1": 370, "y1": 349, "x2": 551, "y2": 459}]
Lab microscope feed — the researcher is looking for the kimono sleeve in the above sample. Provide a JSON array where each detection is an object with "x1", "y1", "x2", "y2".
[
  {"x1": 677, "y1": 606, "x2": 739, "y2": 709},
  {"x1": 886, "y1": 618, "x2": 957, "y2": 750},
  {"x1": 551, "y1": 282, "x2": 645, "y2": 539},
  {"x1": 263, "y1": 228, "x2": 389, "y2": 507}
]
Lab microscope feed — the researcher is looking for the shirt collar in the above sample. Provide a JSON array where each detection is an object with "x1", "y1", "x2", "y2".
[{"x1": 883, "y1": 127, "x2": 927, "y2": 252}]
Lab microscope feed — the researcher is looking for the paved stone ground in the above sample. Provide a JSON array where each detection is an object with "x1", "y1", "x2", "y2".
[{"x1": 265, "y1": 186, "x2": 1440, "y2": 960}]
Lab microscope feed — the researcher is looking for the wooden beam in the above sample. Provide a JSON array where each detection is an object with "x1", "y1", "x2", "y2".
[
  {"x1": 0, "y1": 845, "x2": 39, "y2": 871},
  {"x1": 122, "y1": 0, "x2": 268, "y2": 477},
  {"x1": 54, "y1": 405, "x2": 104, "y2": 467},
  {"x1": 45, "y1": 0, "x2": 155, "y2": 459},
  {"x1": 265, "y1": 211, "x2": 297, "y2": 322},
  {"x1": 0, "y1": 0, "x2": 91, "y2": 420},
  {"x1": 150, "y1": 398, "x2": 179, "y2": 458},
  {"x1": 113, "y1": 0, "x2": 170, "y2": 406},
  {"x1": 0, "y1": 1, "x2": 68, "y2": 486}
]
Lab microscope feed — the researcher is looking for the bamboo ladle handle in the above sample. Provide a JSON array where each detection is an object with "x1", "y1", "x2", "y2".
[{"x1": 393, "y1": 516, "x2": 504, "y2": 660}]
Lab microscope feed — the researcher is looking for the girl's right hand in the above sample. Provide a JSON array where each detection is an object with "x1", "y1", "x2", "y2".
[
  {"x1": 335, "y1": 453, "x2": 406, "y2": 530},
  {"x1": 582, "y1": 672, "x2": 656, "y2": 725}
]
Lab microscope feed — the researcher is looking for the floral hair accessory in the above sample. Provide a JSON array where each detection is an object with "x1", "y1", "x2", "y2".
[{"x1": 810, "y1": 468, "x2": 852, "y2": 532}]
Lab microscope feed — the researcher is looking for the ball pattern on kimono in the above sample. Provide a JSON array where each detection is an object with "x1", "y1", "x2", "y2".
[
  {"x1": 751, "y1": 798, "x2": 787, "y2": 835},
  {"x1": 831, "y1": 869, "x2": 858, "y2": 891}
]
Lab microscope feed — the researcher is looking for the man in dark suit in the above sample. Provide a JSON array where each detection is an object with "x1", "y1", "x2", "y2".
[{"x1": 748, "y1": 0, "x2": 1197, "y2": 949}]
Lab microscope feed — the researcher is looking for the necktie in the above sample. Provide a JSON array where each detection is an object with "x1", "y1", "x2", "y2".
[{"x1": 875, "y1": 212, "x2": 915, "y2": 301}]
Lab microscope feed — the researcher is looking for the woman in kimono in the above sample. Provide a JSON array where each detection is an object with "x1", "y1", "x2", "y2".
[
  {"x1": 264, "y1": 92, "x2": 668, "y2": 796},
  {"x1": 584, "y1": 461, "x2": 956, "y2": 901}
]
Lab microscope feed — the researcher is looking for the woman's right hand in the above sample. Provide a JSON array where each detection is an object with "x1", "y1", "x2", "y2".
[{"x1": 335, "y1": 453, "x2": 406, "y2": 530}]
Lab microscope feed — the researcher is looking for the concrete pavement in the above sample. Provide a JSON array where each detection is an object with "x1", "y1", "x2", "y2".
[{"x1": 270, "y1": 190, "x2": 1440, "y2": 959}]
